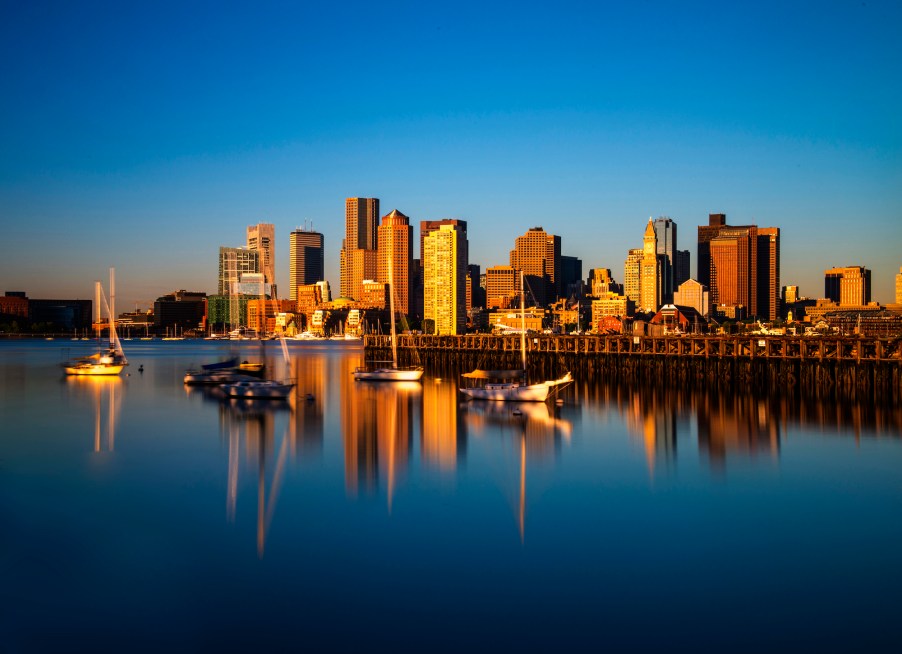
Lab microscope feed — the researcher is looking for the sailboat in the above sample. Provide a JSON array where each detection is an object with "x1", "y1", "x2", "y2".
[
  {"x1": 459, "y1": 271, "x2": 570, "y2": 401},
  {"x1": 353, "y1": 223, "x2": 424, "y2": 382},
  {"x1": 65, "y1": 268, "x2": 128, "y2": 376}
]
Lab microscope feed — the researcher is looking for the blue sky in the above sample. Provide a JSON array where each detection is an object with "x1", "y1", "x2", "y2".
[{"x1": 1, "y1": 0, "x2": 900, "y2": 309}]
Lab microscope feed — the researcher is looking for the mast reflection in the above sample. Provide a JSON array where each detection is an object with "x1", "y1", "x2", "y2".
[
  {"x1": 67, "y1": 376, "x2": 122, "y2": 453},
  {"x1": 341, "y1": 365, "x2": 420, "y2": 507},
  {"x1": 463, "y1": 401, "x2": 571, "y2": 542}
]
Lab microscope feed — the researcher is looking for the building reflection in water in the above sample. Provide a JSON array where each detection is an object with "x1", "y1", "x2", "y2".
[
  {"x1": 341, "y1": 363, "x2": 420, "y2": 507},
  {"x1": 421, "y1": 379, "x2": 466, "y2": 472},
  {"x1": 289, "y1": 354, "x2": 325, "y2": 456},
  {"x1": 67, "y1": 376, "x2": 122, "y2": 453},
  {"x1": 463, "y1": 401, "x2": 571, "y2": 542}
]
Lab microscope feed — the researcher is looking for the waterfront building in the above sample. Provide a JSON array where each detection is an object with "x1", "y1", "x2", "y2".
[
  {"x1": 757, "y1": 227, "x2": 781, "y2": 322},
  {"x1": 218, "y1": 247, "x2": 260, "y2": 296},
  {"x1": 624, "y1": 249, "x2": 643, "y2": 305},
  {"x1": 824, "y1": 266, "x2": 871, "y2": 306},
  {"x1": 486, "y1": 265, "x2": 518, "y2": 309},
  {"x1": 340, "y1": 197, "x2": 380, "y2": 300},
  {"x1": 247, "y1": 299, "x2": 296, "y2": 336},
  {"x1": 423, "y1": 222, "x2": 468, "y2": 335},
  {"x1": 247, "y1": 223, "x2": 276, "y2": 299},
  {"x1": 509, "y1": 227, "x2": 561, "y2": 307},
  {"x1": 296, "y1": 284, "x2": 324, "y2": 323},
  {"x1": 377, "y1": 209, "x2": 413, "y2": 316},
  {"x1": 897, "y1": 267, "x2": 902, "y2": 305},
  {"x1": 154, "y1": 290, "x2": 206, "y2": 335},
  {"x1": 316, "y1": 281, "x2": 331, "y2": 303},
  {"x1": 289, "y1": 228, "x2": 324, "y2": 301},
  {"x1": 0, "y1": 292, "x2": 29, "y2": 319},
  {"x1": 673, "y1": 279, "x2": 710, "y2": 317},
  {"x1": 697, "y1": 213, "x2": 727, "y2": 290},
  {"x1": 361, "y1": 279, "x2": 388, "y2": 309},
  {"x1": 26, "y1": 298, "x2": 93, "y2": 331},
  {"x1": 591, "y1": 292, "x2": 633, "y2": 331}
]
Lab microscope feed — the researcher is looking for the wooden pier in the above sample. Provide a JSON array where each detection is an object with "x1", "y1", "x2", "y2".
[{"x1": 364, "y1": 334, "x2": 902, "y2": 402}]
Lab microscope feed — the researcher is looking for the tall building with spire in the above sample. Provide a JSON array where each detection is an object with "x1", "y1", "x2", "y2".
[
  {"x1": 509, "y1": 227, "x2": 561, "y2": 307},
  {"x1": 423, "y1": 222, "x2": 468, "y2": 335},
  {"x1": 377, "y1": 209, "x2": 413, "y2": 316},
  {"x1": 639, "y1": 219, "x2": 663, "y2": 312},
  {"x1": 340, "y1": 197, "x2": 380, "y2": 300},
  {"x1": 247, "y1": 223, "x2": 276, "y2": 298},
  {"x1": 289, "y1": 228, "x2": 324, "y2": 301}
]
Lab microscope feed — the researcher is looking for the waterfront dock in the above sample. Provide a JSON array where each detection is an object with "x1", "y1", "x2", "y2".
[{"x1": 364, "y1": 334, "x2": 902, "y2": 401}]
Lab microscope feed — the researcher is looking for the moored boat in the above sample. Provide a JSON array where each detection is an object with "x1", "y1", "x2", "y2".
[{"x1": 220, "y1": 379, "x2": 295, "y2": 399}]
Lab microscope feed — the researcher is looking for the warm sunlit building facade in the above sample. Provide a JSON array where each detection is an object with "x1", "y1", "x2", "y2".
[
  {"x1": 377, "y1": 209, "x2": 413, "y2": 316},
  {"x1": 824, "y1": 266, "x2": 871, "y2": 307},
  {"x1": 639, "y1": 219, "x2": 663, "y2": 313},
  {"x1": 423, "y1": 222, "x2": 468, "y2": 335},
  {"x1": 486, "y1": 265, "x2": 518, "y2": 309},
  {"x1": 624, "y1": 248, "x2": 643, "y2": 305},
  {"x1": 509, "y1": 227, "x2": 561, "y2": 306},
  {"x1": 673, "y1": 279, "x2": 710, "y2": 317},
  {"x1": 289, "y1": 228, "x2": 324, "y2": 301},
  {"x1": 340, "y1": 197, "x2": 380, "y2": 300},
  {"x1": 247, "y1": 223, "x2": 276, "y2": 299}
]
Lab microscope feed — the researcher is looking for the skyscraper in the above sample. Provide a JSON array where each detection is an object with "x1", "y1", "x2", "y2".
[
  {"x1": 289, "y1": 228, "x2": 324, "y2": 301},
  {"x1": 218, "y1": 247, "x2": 260, "y2": 295},
  {"x1": 423, "y1": 222, "x2": 468, "y2": 335},
  {"x1": 509, "y1": 227, "x2": 561, "y2": 306},
  {"x1": 623, "y1": 249, "x2": 643, "y2": 305},
  {"x1": 486, "y1": 265, "x2": 518, "y2": 309},
  {"x1": 824, "y1": 266, "x2": 871, "y2": 306},
  {"x1": 896, "y1": 267, "x2": 902, "y2": 305},
  {"x1": 640, "y1": 219, "x2": 663, "y2": 312},
  {"x1": 247, "y1": 223, "x2": 276, "y2": 298},
  {"x1": 653, "y1": 217, "x2": 677, "y2": 303},
  {"x1": 340, "y1": 197, "x2": 380, "y2": 300},
  {"x1": 377, "y1": 209, "x2": 413, "y2": 316},
  {"x1": 698, "y1": 214, "x2": 781, "y2": 320}
]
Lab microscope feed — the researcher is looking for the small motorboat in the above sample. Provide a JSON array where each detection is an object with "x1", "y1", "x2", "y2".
[{"x1": 220, "y1": 380, "x2": 295, "y2": 400}]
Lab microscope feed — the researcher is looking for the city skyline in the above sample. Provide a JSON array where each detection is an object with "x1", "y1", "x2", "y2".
[{"x1": 1, "y1": 1, "x2": 900, "y2": 308}]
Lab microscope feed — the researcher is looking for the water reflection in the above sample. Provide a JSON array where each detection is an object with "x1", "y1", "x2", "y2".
[
  {"x1": 66, "y1": 376, "x2": 123, "y2": 452},
  {"x1": 342, "y1": 377, "x2": 420, "y2": 506},
  {"x1": 422, "y1": 379, "x2": 465, "y2": 472},
  {"x1": 462, "y1": 401, "x2": 571, "y2": 542}
]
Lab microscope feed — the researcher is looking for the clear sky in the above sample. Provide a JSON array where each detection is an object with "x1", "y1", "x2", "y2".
[{"x1": 1, "y1": 0, "x2": 900, "y2": 309}]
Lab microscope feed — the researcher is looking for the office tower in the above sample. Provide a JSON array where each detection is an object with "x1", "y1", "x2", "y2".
[
  {"x1": 419, "y1": 219, "x2": 467, "y2": 319},
  {"x1": 218, "y1": 247, "x2": 260, "y2": 295},
  {"x1": 509, "y1": 227, "x2": 561, "y2": 307},
  {"x1": 697, "y1": 213, "x2": 727, "y2": 289},
  {"x1": 673, "y1": 279, "x2": 710, "y2": 317},
  {"x1": 824, "y1": 266, "x2": 872, "y2": 306},
  {"x1": 377, "y1": 209, "x2": 413, "y2": 316},
  {"x1": 423, "y1": 222, "x2": 468, "y2": 335},
  {"x1": 709, "y1": 227, "x2": 758, "y2": 315},
  {"x1": 486, "y1": 265, "x2": 518, "y2": 309},
  {"x1": 757, "y1": 227, "x2": 780, "y2": 321},
  {"x1": 467, "y1": 264, "x2": 484, "y2": 309},
  {"x1": 624, "y1": 249, "x2": 643, "y2": 305},
  {"x1": 247, "y1": 223, "x2": 276, "y2": 298},
  {"x1": 561, "y1": 255, "x2": 583, "y2": 298},
  {"x1": 896, "y1": 267, "x2": 902, "y2": 305},
  {"x1": 699, "y1": 214, "x2": 780, "y2": 320},
  {"x1": 340, "y1": 197, "x2": 379, "y2": 300},
  {"x1": 653, "y1": 217, "x2": 677, "y2": 303},
  {"x1": 639, "y1": 219, "x2": 663, "y2": 312},
  {"x1": 674, "y1": 250, "x2": 691, "y2": 288},
  {"x1": 590, "y1": 268, "x2": 615, "y2": 297},
  {"x1": 782, "y1": 285, "x2": 799, "y2": 305},
  {"x1": 289, "y1": 228, "x2": 324, "y2": 301}
]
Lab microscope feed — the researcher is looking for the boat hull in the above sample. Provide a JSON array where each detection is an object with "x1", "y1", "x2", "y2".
[
  {"x1": 352, "y1": 367, "x2": 424, "y2": 382},
  {"x1": 460, "y1": 372, "x2": 572, "y2": 402},
  {"x1": 220, "y1": 381, "x2": 295, "y2": 399},
  {"x1": 65, "y1": 364, "x2": 125, "y2": 376}
]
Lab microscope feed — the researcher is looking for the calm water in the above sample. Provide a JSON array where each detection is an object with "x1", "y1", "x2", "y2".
[{"x1": 1, "y1": 340, "x2": 900, "y2": 651}]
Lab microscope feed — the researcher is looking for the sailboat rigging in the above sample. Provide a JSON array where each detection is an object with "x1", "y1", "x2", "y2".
[
  {"x1": 353, "y1": 219, "x2": 424, "y2": 382},
  {"x1": 65, "y1": 268, "x2": 128, "y2": 376},
  {"x1": 459, "y1": 270, "x2": 570, "y2": 401}
]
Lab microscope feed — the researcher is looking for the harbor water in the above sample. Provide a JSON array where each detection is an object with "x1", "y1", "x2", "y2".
[{"x1": 1, "y1": 340, "x2": 900, "y2": 651}]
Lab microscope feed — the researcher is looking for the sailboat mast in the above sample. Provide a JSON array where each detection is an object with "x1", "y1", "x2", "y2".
[
  {"x1": 109, "y1": 267, "x2": 115, "y2": 347},
  {"x1": 389, "y1": 231, "x2": 398, "y2": 369},
  {"x1": 94, "y1": 281, "x2": 101, "y2": 339},
  {"x1": 520, "y1": 270, "x2": 527, "y2": 371}
]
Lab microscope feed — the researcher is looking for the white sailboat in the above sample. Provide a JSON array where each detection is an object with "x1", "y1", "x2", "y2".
[
  {"x1": 460, "y1": 271, "x2": 570, "y2": 402},
  {"x1": 65, "y1": 268, "x2": 128, "y2": 376},
  {"x1": 353, "y1": 224, "x2": 424, "y2": 382}
]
